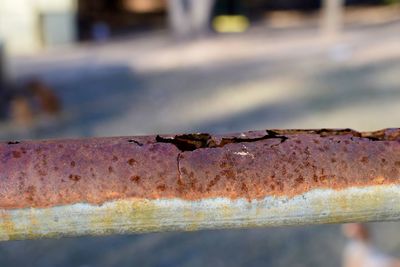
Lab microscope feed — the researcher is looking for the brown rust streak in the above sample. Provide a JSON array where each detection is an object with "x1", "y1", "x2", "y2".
[{"x1": 0, "y1": 128, "x2": 400, "y2": 209}]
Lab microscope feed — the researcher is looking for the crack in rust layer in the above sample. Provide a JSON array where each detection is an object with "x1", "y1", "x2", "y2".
[
  {"x1": 155, "y1": 130, "x2": 288, "y2": 152},
  {"x1": 1, "y1": 128, "x2": 400, "y2": 209}
]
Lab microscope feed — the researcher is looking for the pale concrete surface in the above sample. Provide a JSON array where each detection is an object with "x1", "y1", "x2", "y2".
[{"x1": 0, "y1": 18, "x2": 400, "y2": 266}]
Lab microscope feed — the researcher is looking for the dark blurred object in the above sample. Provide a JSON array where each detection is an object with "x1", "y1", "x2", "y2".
[
  {"x1": 0, "y1": 40, "x2": 10, "y2": 120},
  {"x1": 251, "y1": 0, "x2": 385, "y2": 11},
  {"x1": 27, "y1": 79, "x2": 62, "y2": 116},
  {"x1": 261, "y1": 0, "x2": 321, "y2": 10},
  {"x1": 215, "y1": 0, "x2": 244, "y2": 15},
  {"x1": 0, "y1": 84, "x2": 12, "y2": 121},
  {"x1": 77, "y1": 0, "x2": 167, "y2": 41},
  {"x1": 75, "y1": 0, "x2": 394, "y2": 41}
]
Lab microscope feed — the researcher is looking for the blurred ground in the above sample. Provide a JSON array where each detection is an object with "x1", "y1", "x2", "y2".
[{"x1": 0, "y1": 11, "x2": 400, "y2": 267}]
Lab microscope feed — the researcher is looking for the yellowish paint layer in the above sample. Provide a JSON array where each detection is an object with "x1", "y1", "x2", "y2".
[{"x1": 0, "y1": 185, "x2": 400, "y2": 241}]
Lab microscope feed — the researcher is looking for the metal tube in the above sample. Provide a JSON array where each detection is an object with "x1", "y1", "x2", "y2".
[{"x1": 1, "y1": 128, "x2": 400, "y2": 241}]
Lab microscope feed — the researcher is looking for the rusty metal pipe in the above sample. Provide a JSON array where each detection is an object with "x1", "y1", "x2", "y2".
[{"x1": 1, "y1": 128, "x2": 400, "y2": 241}]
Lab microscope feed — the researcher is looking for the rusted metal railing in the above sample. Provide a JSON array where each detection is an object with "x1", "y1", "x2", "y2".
[{"x1": 0, "y1": 128, "x2": 400, "y2": 241}]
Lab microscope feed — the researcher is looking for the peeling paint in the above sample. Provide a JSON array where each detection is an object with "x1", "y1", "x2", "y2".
[{"x1": 0, "y1": 185, "x2": 400, "y2": 241}]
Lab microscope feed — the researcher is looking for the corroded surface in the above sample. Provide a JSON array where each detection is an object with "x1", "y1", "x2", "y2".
[
  {"x1": 1, "y1": 128, "x2": 400, "y2": 240},
  {"x1": 1, "y1": 128, "x2": 400, "y2": 209}
]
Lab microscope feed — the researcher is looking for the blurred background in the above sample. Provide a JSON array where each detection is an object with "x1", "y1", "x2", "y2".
[{"x1": 0, "y1": 0, "x2": 400, "y2": 266}]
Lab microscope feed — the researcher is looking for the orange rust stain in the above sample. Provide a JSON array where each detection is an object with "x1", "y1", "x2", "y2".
[{"x1": 373, "y1": 176, "x2": 385, "y2": 184}]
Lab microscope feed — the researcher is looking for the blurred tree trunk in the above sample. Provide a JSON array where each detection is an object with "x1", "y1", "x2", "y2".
[
  {"x1": 167, "y1": 0, "x2": 215, "y2": 38},
  {"x1": 321, "y1": 0, "x2": 344, "y2": 40}
]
